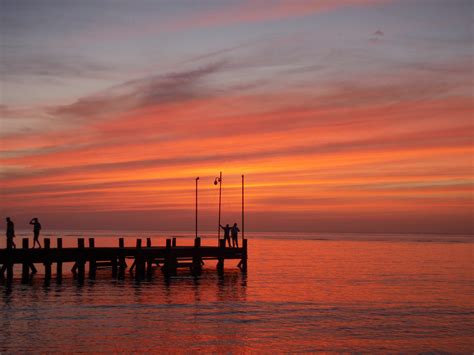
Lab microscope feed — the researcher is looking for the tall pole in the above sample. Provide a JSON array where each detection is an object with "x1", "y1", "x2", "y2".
[
  {"x1": 242, "y1": 174, "x2": 245, "y2": 241},
  {"x1": 217, "y1": 171, "x2": 222, "y2": 241},
  {"x1": 195, "y1": 177, "x2": 199, "y2": 239}
]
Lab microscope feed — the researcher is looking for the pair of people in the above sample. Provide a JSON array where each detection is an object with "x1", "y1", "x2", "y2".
[
  {"x1": 4, "y1": 217, "x2": 42, "y2": 249},
  {"x1": 220, "y1": 223, "x2": 240, "y2": 248}
]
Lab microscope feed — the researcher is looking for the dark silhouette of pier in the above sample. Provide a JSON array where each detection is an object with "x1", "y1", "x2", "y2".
[{"x1": 0, "y1": 237, "x2": 247, "y2": 284}]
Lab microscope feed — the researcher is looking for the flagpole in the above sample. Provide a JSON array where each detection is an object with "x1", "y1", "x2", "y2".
[
  {"x1": 217, "y1": 171, "x2": 222, "y2": 242},
  {"x1": 195, "y1": 177, "x2": 199, "y2": 239},
  {"x1": 242, "y1": 174, "x2": 245, "y2": 241}
]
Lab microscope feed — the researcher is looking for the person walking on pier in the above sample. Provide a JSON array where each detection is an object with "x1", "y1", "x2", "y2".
[
  {"x1": 231, "y1": 223, "x2": 240, "y2": 248},
  {"x1": 30, "y1": 218, "x2": 42, "y2": 249},
  {"x1": 220, "y1": 224, "x2": 232, "y2": 247},
  {"x1": 5, "y1": 217, "x2": 16, "y2": 249}
]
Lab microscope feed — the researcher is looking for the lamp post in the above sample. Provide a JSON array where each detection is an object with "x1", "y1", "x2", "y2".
[
  {"x1": 195, "y1": 177, "x2": 199, "y2": 239},
  {"x1": 214, "y1": 172, "x2": 222, "y2": 241}
]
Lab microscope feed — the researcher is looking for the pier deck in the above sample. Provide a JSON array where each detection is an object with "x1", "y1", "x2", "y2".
[{"x1": 0, "y1": 237, "x2": 248, "y2": 283}]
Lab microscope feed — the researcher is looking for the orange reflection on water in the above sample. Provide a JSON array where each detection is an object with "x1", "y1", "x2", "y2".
[{"x1": 0, "y1": 235, "x2": 472, "y2": 352}]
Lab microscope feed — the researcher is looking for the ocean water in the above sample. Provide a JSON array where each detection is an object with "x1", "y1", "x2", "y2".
[{"x1": 0, "y1": 232, "x2": 472, "y2": 352}]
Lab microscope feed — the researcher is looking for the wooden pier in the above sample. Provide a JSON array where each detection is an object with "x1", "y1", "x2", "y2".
[{"x1": 0, "y1": 237, "x2": 248, "y2": 284}]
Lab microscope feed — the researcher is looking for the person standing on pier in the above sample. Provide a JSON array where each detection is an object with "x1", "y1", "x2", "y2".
[
  {"x1": 30, "y1": 218, "x2": 42, "y2": 249},
  {"x1": 5, "y1": 217, "x2": 16, "y2": 249},
  {"x1": 231, "y1": 223, "x2": 240, "y2": 248},
  {"x1": 220, "y1": 224, "x2": 232, "y2": 247}
]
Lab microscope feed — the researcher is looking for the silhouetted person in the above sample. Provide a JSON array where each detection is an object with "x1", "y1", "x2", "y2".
[
  {"x1": 231, "y1": 223, "x2": 240, "y2": 248},
  {"x1": 30, "y1": 218, "x2": 42, "y2": 249},
  {"x1": 220, "y1": 224, "x2": 232, "y2": 247},
  {"x1": 5, "y1": 217, "x2": 16, "y2": 249}
]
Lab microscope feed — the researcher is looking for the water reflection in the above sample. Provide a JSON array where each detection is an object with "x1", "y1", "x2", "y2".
[
  {"x1": 1, "y1": 237, "x2": 472, "y2": 352},
  {"x1": 0, "y1": 268, "x2": 248, "y2": 352}
]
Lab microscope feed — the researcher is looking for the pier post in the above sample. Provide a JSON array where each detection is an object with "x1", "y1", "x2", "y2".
[
  {"x1": 22, "y1": 238, "x2": 29, "y2": 283},
  {"x1": 118, "y1": 238, "x2": 125, "y2": 279},
  {"x1": 111, "y1": 258, "x2": 118, "y2": 278},
  {"x1": 192, "y1": 237, "x2": 202, "y2": 273},
  {"x1": 217, "y1": 238, "x2": 225, "y2": 272},
  {"x1": 162, "y1": 238, "x2": 176, "y2": 274},
  {"x1": 111, "y1": 238, "x2": 118, "y2": 278},
  {"x1": 6, "y1": 238, "x2": 13, "y2": 282},
  {"x1": 56, "y1": 238, "x2": 63, "y2": 282},
  {"x1": 77, "y1": 238, "x2": 85, "y2": 283},
  {"x1": 238, "y1": 238, "x2": 248, "y2": 272},
  {"x1": 44, "y1": 238, "x2": 52, "y2": 282},
  {"x1": 135, "y1": 239, "x2": 144, "y2": 280},
  {"x1": 172, "y1": 237, "x2": 177, "y2": 247},
  {"x1": 88, "y1": 238, "x2": 96, "y2": 279},
  {"x1": 146, "y1": 238, "x2": 153, "y2": 278}
]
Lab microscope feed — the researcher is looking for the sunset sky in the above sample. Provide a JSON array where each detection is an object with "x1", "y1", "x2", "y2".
[{"x1": 1, "y1": 0, "x2": 472, "y2": 234}]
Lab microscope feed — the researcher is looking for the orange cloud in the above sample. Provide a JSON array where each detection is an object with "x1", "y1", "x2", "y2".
[{"x1": 1, "y1": 56, "x2": 473, "y2": 234}]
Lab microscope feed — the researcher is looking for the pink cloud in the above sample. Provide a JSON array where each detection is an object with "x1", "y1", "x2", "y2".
[{"x1": 173, "y1": 0, "x2": 389, "y2": 31}]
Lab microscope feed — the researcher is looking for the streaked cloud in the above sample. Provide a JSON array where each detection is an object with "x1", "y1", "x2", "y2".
[{"x1": 0, "y1": 0, "x2": 472, "y2": 233}]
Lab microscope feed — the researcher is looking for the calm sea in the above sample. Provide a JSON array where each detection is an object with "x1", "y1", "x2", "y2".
[{"x1": 0, "y1": 231, "x2": 472, "y2": 352}]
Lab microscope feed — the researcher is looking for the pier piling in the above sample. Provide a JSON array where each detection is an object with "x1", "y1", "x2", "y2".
[
  {"x1": 22, "y1": 238, "x2": 29, "y2": 283},
  {"x1": 56, "y1": 238, "x2": 63, "y2": 282},
  {"x1": 6, "y1": 239, "x2": 13, "y2": 282},
  {"x1": 163, "y1": 238, "x2": 176, "y2": 274},
  {"x1": 217, "y1": 239, "x2": 225, "y2": 272},
  {"x1": 135, "y1": 239, "x2": 145, "y2": 280},
  {"x1": 88, "y1": 238, "x2": 96, "y2": 279},
  {"x1": 146, "y1": 238, "x2": 153, "y2": 278},
  {"x1": 193, "y1": 237, "x2": 202, "y2": 273},
  {"x1": 118, "y1": 238, "x2": 125, "y2": 279},
  {"x1": 77, "y1": 238, "x2": 85, "y2": 283},
  {"x1": 238, "y1": 238, "x2": 248, "y2": 272},
  {"x1": 44, "y1": 238, "x2": 52, "y2": 282}
]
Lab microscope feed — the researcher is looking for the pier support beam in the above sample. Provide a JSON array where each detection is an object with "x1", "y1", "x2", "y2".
[
  {"x1": 192, "y1": 237, "x2": 202, "y2": 273},
  {"x1": 44, "y1": 238, "x2": 52, "y2": 282},
  {"x1": 88, "y1": 238, "x2": 96, "y2": 279},
  {"x1": 111, "y1": 248, "x2": 118, "y2": 278},
  {"x1": 217, "y1": 239, "x2": 225, "y2": 272},
  {"x1": 5, "y1": 239, "x2": 14, "y2": 282},
  {"x1": 56, "y1": 238, "x2": 63, "y2": 282},
  {"x1": 118, "y1": 238, "x2": 125, "y2": 279},
  {"x1": 134, "y1": 239, "x2": 145, "y2": 280},
  {"x1": 162, "y1": 238, "x2": 176, "y2": 274},
  {"x1": 146, "y1": 238, "x2": 153, "y2": 279},
  {"x1": 237, "y1": 238, "x2": 248, "y2": 272},
  {"x1": 77, "y1": 238, "x2": 85, "y2": 283},
  {"x1": 22, "y1": 238, "x2": 30, "y2": 283}
]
